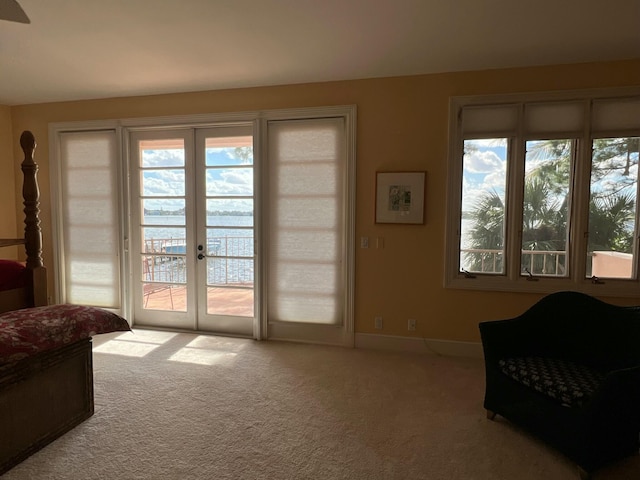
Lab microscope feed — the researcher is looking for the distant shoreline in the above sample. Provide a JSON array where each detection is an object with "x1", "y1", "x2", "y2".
[{"x1": 144, "y1": 210, "x2": 252, "y2": 216}]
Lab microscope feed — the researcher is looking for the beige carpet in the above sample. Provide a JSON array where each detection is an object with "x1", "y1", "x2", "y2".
[{"x1": 4, "y1": 330, "x2": 639, "y2": 479}]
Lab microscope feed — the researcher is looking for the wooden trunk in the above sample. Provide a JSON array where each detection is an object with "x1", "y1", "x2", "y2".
[{"x1": 0, "y1": 339, "x2": 94, "y2": 475}]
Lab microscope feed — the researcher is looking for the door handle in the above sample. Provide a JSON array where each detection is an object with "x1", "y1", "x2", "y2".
[{"x1": 197, "y1": 253, "x2": 205, "y2": 260}]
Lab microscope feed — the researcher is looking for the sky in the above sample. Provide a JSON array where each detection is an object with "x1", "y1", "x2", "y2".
[
  {"x1": 141, "y1": 146, "x2": 254, "y2": 213},
  {"x1": 461, "y1": 138, "x2": 507, "y2": 215}
]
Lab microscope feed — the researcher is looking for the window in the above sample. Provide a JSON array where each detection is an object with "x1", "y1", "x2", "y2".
[
  {"x1": 460, "y1": 138, "x2": 507, "y2": 275},
  {"x1": 53, "y1": 130, "x2": 122, "y2": 309},
  {"x1": 446, "y1": 90, "x2": 640, "y2": 296},
  {"x1": 267, "y1": 118, "x2": 346, "y2": 325},
  {"x1": 587, "y1": 136, "x2": 639, "y2": 279}
]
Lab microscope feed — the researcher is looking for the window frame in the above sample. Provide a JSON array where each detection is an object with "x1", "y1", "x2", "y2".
[{"x1": 445, "y1": 87, "x2": 640, "y2": 298}]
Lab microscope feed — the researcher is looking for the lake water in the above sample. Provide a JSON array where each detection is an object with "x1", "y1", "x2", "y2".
[
  {"x1": 144, "y1": 215, "x2": 253, "y2": 239},
  {"x1": 143, "y1": 215, "x2": 254, "y2": 285}
]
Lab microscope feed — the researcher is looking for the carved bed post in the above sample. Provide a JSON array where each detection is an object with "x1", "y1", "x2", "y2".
[{"x1": 20, "y1": 131, "x2": 47, "y2": 306}]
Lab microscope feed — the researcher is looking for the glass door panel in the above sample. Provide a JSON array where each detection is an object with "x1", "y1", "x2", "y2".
[
  {"x1": 130, "y1": 131, "x2": 195, "y2": 330},
  {"x1": 195, "y1": 127, "x2": 255, "y2": 336},
  {"x1": 206, "y1": 199, "x2": 254, "y2": 316},
  {"x1": 139, "y1": 139, "x2": 188, "y2": 312}
]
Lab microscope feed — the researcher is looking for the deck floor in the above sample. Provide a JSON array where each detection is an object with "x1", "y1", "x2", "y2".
[{"x1": 143, "y1": 285, "x2": 254, "y2": 317}]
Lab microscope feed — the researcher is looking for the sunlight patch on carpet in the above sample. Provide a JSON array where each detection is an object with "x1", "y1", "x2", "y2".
[
  {"x1": 167, "y1": 335, "x2": 245, "y2": 365},
  {"x1": 168, "y1": 349, "x2": 237, "y2": 365},
  {"x1": 93, "y1": 330, "x2": 178, "y2": 357}
]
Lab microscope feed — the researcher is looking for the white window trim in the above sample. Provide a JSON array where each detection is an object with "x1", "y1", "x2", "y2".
[{"x1": 444, "y1": 87, "x2": 640, "y2": 298}]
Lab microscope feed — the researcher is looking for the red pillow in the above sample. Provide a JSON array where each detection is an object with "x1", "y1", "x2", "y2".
[{"x1": 0, "y1": 260, "x2": 27, "y2": 291}]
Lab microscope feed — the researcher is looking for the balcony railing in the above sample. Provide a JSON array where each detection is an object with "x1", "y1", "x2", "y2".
[
  {"x1": 143, "y1": 237, "x2": 254, "y2": 286},
  {"x1": 461, "y1": 249, "x2": 567, "y2": 276}
]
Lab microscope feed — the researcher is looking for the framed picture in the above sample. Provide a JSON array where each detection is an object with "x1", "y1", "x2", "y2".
[{"x1": 375, "y1": 171, "x2": 426, "y2": 224}]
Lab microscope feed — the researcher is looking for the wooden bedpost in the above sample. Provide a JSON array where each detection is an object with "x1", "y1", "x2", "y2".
[{"x1": 20, "y1": 131, "x2": 47, "y2": 306}]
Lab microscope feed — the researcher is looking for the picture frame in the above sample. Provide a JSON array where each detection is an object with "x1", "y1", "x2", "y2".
[{"x1": 375, "y1": 171, "x2": 426, "y2": 224}]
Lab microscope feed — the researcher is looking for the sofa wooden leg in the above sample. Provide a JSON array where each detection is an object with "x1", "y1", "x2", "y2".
[{"x1": 486, "y1": 409, "x2": 497, "y2": 420}]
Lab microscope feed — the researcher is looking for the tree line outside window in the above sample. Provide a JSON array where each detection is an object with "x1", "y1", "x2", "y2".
[
  {"x1": 461, "y1": 136, "x2": 638, "y2": 278},
  {"x1": 446, "y1": 92, "x2": 640, "y2": 295}
]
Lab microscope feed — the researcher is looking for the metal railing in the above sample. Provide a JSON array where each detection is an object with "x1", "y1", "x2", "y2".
[
  {"x1": 461, "y1": 249, "x2": 567, "y2": 276},
  {"x1": 143, "y1": 237, "x2": 254, "y2": 286}
]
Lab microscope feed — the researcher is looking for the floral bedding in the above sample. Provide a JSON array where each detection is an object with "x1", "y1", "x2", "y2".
[{"x1": 0, "y1": 304, "x2": 130, "y2": 364}]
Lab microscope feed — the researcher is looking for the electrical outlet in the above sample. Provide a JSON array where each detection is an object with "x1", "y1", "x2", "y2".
[
  {"x1": 408, "y1": 318, "x2": 416, "y2": 331},
  {"x1": 374, "y1": 316, "x2": 383, "y2": 329},
  {"x1": 360, "y1": 236, "x2": 369, "y2": 248}
]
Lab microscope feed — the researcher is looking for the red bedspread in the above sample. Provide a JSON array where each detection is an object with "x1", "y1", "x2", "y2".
[{"x1": 0, "y1": 304, "x2": 130, "y2": 364}]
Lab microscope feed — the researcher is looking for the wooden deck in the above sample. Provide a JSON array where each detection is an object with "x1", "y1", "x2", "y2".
[{"x1": 143, "y1": 285, "x2": 254, "y2": 317}]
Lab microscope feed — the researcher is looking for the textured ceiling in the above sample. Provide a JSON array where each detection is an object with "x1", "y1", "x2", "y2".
[{"x1": 1, "y1": 0, "x2": 639, "y2": 105}]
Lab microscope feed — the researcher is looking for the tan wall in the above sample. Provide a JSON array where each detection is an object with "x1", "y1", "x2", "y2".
[
  {"x1": 0, "y1": 105, "x2": 19, "y2": 259},
  {"x1": 8, "y1": 59, "x2": 640, "y2": 342}
]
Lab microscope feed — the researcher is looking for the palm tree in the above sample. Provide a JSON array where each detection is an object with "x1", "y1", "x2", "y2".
[
  {"x1": 464, "y1": 137, "x2": 638, "y2": 274},
  {"x1": 521, "y1": 176, "x2": 567, "y2": 252},
  {"x1": 588, "y1": 192, "x2": 635, "y2": 253},
  {"x1": 588, "y1": 137, "x2": 638, "y2": 256},
  {"x1": 464, "y1": 175, "x2": 569, "y2": 274},
  {"x1": 464, "y1": 190, "x2": 505, "y2": 272}
]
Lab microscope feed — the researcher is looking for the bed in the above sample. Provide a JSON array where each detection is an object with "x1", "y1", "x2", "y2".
[
  {"x1": 0, "y1": 131, "x2": 130, "y2": 475},
  {"x1": 0, "y1": 131, "x2": 46, "y2": 314}
]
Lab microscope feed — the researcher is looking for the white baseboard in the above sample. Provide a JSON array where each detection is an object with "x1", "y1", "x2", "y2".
[{"x1": 354, "y1": 333, "x2": 483, "y2": 358}]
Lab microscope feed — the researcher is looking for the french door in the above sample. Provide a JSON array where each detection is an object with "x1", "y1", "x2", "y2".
[{"x1": 130, "y1": 125, "x2": 255, "y2": 336}]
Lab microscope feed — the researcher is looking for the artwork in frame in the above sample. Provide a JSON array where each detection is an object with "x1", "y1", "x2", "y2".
[{"x1": 375, "y1": 171, "x2": 426, "y2": 224}]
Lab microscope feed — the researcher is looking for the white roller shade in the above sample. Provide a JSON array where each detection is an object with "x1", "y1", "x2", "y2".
[
  {"x1": 461, "y1": 104, "x2": 518, "y2": 136},
  {"x1": 267, "y1": 118, "x2": 345, "y2": 324},
  {"x1": 524, "y1": 101, "x2": 585, "y2": 135},
  {"x1": 59, "y1": 131, "x2": 120, "y2": 308},
  {"x1": 592, "y1": 97, "x2": 640, "y2": 133}
]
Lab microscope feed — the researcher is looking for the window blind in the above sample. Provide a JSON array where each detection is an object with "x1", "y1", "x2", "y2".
[
  {"x1": 267, "y1": 118, "x2": 345, "y2": 325},
  {"x1": 592, "y1": 97, "x2": 640, "y2": 133},
  {"x1": 58, "y1": 131, "x2": 120, "y2": 308},
  {"x1": 461, "y1": 104, "x2": 518, "y2": 135}
]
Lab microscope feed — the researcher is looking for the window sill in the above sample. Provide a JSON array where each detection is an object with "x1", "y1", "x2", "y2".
[{"x1": 445, "y1": 274, "x2": 640, "y2": 299}]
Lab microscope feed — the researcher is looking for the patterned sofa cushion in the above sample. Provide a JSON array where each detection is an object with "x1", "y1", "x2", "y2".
[{"x1": 499, "y1": 356, "x2": 605, "y2": 408}]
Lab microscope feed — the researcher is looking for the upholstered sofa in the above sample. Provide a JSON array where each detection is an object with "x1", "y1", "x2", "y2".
[{"x1": 479, "y1": 291, "x2": 640, "y2": 478}]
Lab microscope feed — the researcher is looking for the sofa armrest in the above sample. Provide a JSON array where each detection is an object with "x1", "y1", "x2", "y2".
[{"x1": 587, "y1": 366, "x2": 640, "y2": 424}]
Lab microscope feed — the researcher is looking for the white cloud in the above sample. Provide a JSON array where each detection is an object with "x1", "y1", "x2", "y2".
[
  {"x1": 483, "y1": 170, "x2": 506, "y2": 191},
  {"x1": 142, "y1": 170, "x2": 185, "y2": 196},
  {"x1": 464, "y1": 150, "x2": 503, "y2": 173},
  {"x1": 206, "y1": 168, "x2": 253, "y2": 196},
  {"x1": 461, "y1": 158, "x2": 506, "y2": 211},
  {"x1": 142, "y1": 149, "x2": 184, "y2": 168}
]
